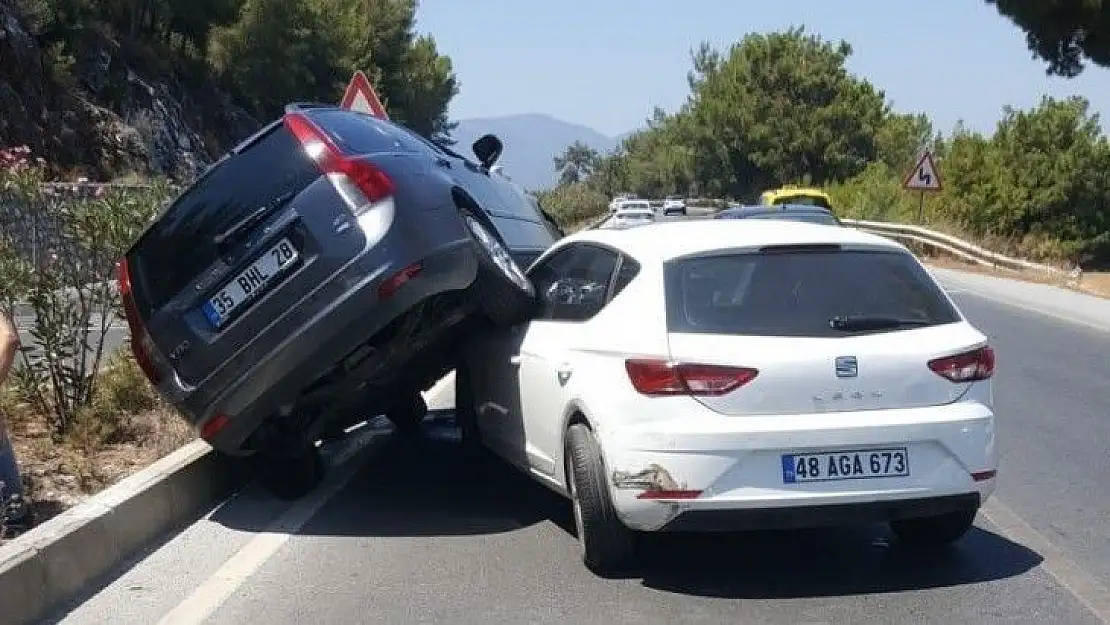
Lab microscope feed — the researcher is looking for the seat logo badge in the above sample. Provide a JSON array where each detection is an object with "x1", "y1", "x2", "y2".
[{"x1": 835, "y1": 356, "x2": 858, "y2": 378}]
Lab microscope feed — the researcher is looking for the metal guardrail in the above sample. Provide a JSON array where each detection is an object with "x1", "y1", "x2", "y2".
[{"x1": 840, "y1": 218, "x2": 1073, "y2": 278}]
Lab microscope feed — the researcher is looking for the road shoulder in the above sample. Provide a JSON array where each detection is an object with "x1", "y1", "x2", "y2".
[{"x1": 928, "y1": 265, "x2": 1110, "y2": 334}]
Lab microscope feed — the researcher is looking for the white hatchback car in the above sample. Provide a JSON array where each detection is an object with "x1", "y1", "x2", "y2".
[
  {"x1": 610, "y1": 201, "x2": 655, "y2": 228},
  {"x1": 456, "y1": 219, "x2": 997, "y2": 573}
]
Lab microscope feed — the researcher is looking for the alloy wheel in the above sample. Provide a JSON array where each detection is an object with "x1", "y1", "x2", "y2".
[{"x1": 465, "y1": 215, "x2": 533, "y2": 294}]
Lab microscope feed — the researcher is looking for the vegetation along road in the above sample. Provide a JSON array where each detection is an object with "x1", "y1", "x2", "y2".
[{"x1": 5, "y1": 1, "x2": 1110, "y2": 622}]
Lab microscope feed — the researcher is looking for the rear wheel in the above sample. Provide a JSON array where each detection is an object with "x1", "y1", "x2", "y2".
[
  {"x1": 385, "y1": 392, "x2": 428, "y2": 436},
  {"x1": 252, "y1": 444, "x2": 324, "y2": 501},
  {"x1": 565, "y1": 424, "x2": 637, "y2": 574},
  {"x1": 461, "y1": 208, "x2": 536, "y2": 326},
  {"x1": 454, "y1": 361, "x2": 481, "y2": 450},
  {"x1": 890, "y1": 507, "x2": 978, "y2": 547}
]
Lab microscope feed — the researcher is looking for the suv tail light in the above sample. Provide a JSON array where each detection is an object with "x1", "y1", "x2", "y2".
[
  {"x1": 116, "y1": 258, "x2": 166, "y2": 385},
  {"x1": 282, "y1": 112, "x2": 394, "y2": 213},
  {"x1": 625, "y1": 359, "x2": 758, "y2": 396},
  {"x1": 928, "y1": 345, "x2": 995, "y2": 382}
]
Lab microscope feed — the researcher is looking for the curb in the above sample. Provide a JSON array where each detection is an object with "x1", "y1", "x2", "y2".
[{"x1": 0, "y1": 440, "x2": 245, "y2": 625}]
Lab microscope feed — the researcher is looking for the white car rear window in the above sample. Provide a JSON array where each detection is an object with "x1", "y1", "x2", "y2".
[{"x1": 663, "y1": 247, "x2": 961, "y2": 337}]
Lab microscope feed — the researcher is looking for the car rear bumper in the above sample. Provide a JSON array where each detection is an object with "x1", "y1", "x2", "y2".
[
  {"x1": 599, "y1": 401, "x2": 997, "y2": 532},
  {"x1": 171, "y1": 203, "x2": 481, "y2": 453}
]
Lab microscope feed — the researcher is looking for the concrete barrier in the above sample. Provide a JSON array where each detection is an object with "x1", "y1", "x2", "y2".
[{"x1": 0, "y1": 440, "x2": 246, "y2": 625}]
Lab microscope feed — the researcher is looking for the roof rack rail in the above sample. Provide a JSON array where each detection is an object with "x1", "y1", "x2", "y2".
[{"x1": 283, "y1": 102, "x2": 342, "y2": 113}]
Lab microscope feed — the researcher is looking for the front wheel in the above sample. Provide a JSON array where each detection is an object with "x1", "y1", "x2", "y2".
[
  {"x1": 565, "y1": 424, "x2": 637, "y2": 574},
  {"x1": 890, "y1": 507, "x2": 978, "y2": 547},
  {"x1": 461, "y1": 209, "x2": 536, "y2": 326}
]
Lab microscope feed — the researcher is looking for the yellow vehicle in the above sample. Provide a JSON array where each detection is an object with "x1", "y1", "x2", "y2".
[{"x1": 758, "y1": 186, "x2": 834, "y2": 212}]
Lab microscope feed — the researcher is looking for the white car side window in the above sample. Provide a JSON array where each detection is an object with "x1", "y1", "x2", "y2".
[{"x1": 530, "y1": 244, "x2": 619, "y2": 322}]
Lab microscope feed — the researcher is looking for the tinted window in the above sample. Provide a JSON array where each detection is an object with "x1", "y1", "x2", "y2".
[
  {"x1": 129, "y1": 124, "x2": 320, "y2": 315},
  {"x1": 530, "y1": 244, "x2": 620, "y2": 322},
  {"x1": 773, "y1": 195, "x2": 831, "y2": 209},
  {"x1": 664, "y1": 249, "x2": 960, "y2": 337},
  {"x1": 611, "y1": 255, "x2": 641, "y2": 299},
  {"x1": 744, "y1": 211, "x2": 840, "y2": 226},
  {"x1": 307, "y1": 110, "x2": 436, "y2": 157}
]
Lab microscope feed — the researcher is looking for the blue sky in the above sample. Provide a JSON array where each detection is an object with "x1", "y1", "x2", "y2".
[{"x1": 413, "y1": 0, "x2": 1110, "y2": 139}]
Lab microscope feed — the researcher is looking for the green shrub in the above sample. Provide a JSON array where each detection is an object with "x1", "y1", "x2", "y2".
[{"x1": 535, "y1": 182, "x2": 610, "y2": 228}]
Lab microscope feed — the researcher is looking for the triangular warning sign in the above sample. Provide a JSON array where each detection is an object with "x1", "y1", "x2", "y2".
[
  {"x1": 903, "y1": 150, "x2": 941, "y2": 191},
  {"x1": 340, "y1": 71, "x2": 389, "y2": 120}
]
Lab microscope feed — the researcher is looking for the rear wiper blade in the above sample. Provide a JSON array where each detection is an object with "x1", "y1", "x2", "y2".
[
  {"x1": 829, "y1": 315, "x2": 931, "y2": 332},
  {"x1": 213, "y1": 190, "x2": 295, "y2": 249}
]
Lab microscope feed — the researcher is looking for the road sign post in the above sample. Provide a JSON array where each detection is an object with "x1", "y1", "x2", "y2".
[{"x1": 902, "y1": 149, "x2": 941, "y2": 223}]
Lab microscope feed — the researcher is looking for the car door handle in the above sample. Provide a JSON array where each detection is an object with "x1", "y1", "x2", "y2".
[
  {"x1": 509, "y1": 354, "x2": 522, "y2": 365},
  {"x1": 556, "y1": 363, "x2": 572, "y2": 384}
]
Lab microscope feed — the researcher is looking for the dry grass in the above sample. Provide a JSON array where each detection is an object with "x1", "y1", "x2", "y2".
[{"x1": 1, "y1": 351, "x2": 195, "y2": 539}]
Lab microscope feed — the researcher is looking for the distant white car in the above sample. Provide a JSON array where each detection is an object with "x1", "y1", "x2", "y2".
[
  {"x1": 662, "y1": 195, "x2": 686, "y2": 216},
  {"x1": 610, "y1": 201, "x2": 654, "y2": 228},
  {"x1": 608, "y1": 194, "x2": 640, "y2": 213},
  {"x1": 456, "y1": 219, "x2": 998, "y2": 573}
]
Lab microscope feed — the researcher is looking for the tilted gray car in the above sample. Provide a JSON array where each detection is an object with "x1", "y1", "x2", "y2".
[{"x1": 117, "y1": 104, "x2": 562, "y2": 498}]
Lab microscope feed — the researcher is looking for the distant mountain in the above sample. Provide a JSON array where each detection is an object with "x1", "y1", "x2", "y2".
[{"x1": 450, "y1": 113, "x2": 626, "y2": 191}]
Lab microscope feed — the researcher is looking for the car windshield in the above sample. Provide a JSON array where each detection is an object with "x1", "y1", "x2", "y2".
[{"x1": 664, "y1": 249, "x2": 961, "y2": 337}]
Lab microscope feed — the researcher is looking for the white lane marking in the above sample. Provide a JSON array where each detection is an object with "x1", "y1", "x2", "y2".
[
  {"x1": 155, "y1": 436, "x2": 376, "y2": 625},
  {"x1": 982, "y1": 497, "x2": 1110, "y2": 623}
]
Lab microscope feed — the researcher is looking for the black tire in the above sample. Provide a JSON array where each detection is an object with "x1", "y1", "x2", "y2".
[
  {"x1": 460, "y1": 207, "x2": 536, "y2": 326},
  {"x1": 890, "y1": 507, "x2": 978, "y2": 547},
  {"x1": 454, "y1": 362, "x2": 481, "y2": 450},
  {"x1": 565, "y1": 424, "x2": 637, "y2": 574},
  {"x1": 252, "y1": 445, "x2": 324, "y2": 501},
  {"x1": 385, "y1": 392, "x2": 428, "y2": 436}
]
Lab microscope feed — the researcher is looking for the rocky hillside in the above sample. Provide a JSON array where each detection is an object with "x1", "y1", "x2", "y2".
[
  {"x1": 0, "y1": 0, "x2": 457, "y2": 183},
  {"x1": 0, "y1": 3, "x2": 258, "y2": 181}
]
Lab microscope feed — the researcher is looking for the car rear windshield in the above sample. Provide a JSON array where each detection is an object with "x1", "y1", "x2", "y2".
[
  {"x1": 128, "y1": 123, "x2": 320, "y2": 316},
  {"x1": 664, "y1": 248, "x2": 961, "y2": 337},
  {"x1": 743, "y1": 211, "x2": 840, "y2": 226},
  {"x1": 774, "y1": 195, "x2": 831, "y2": 209}
]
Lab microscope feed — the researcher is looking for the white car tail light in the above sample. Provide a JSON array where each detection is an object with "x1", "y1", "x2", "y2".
[
  {"x1": 625, "y1": 359, "x2": 758, "y2": 396},
  {"x1": 927, "y1": 345, "x2": 995, "y2": 383}
]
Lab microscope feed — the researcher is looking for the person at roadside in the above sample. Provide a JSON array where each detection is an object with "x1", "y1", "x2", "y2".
[{"x1": 0, "y1": 311, "x2": 31, "y2": 533}]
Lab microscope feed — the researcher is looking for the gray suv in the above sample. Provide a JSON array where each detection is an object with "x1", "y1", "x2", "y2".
[{"x1": 117, "y1": 105, "x2": 561, "y2": 498}]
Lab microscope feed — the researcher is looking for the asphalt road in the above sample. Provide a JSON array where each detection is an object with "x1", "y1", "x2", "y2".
[
  {"x1": 47, "y1": 231, "x2": 1110, "y2": 624},
  {"x1": 12, "y1": 312, "x2": 128, "y2": 372}
]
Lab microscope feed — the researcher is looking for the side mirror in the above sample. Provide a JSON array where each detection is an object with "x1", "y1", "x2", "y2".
[{"x1": 472, "y1": 134, "x2": 503, "y2": 169}]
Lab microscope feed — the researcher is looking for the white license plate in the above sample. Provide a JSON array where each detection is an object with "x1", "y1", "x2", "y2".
[
  {"x1": 202, "y1": 238, "x2": 299, "y2": 328},
  {"x1": 782, "y1": 447, "x2": 909, "y2": 483}
]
